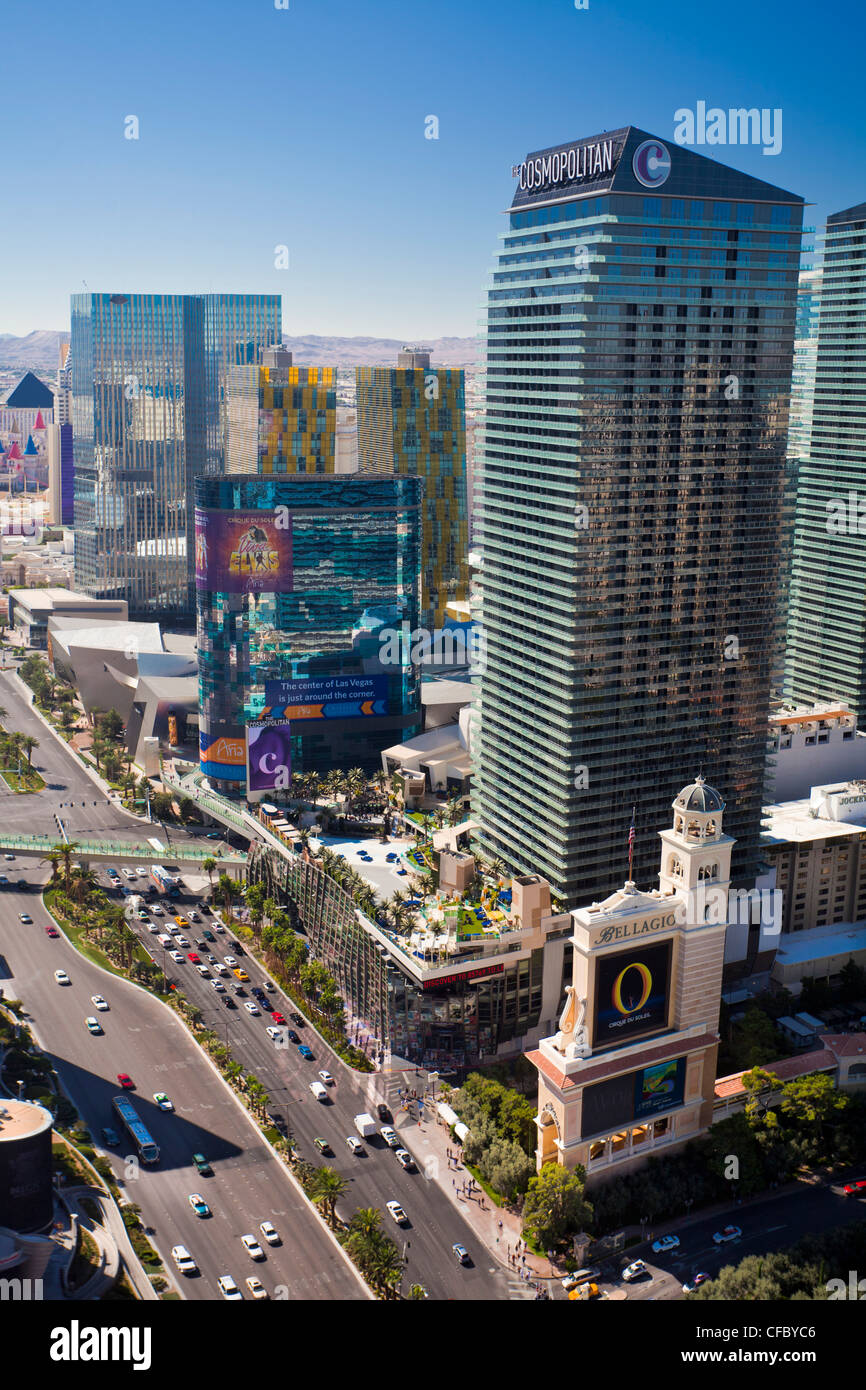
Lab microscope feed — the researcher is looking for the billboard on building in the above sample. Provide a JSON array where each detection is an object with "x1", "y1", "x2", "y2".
[
  {"x1": 581, "y1": 1056, "x2": 687, "y2": 1139},
  {"x1": 263, "y1": 674, "x2": 388, "y2": 720},
  {"x1": 199, "y1": 730, "x2": 246, "y2": 781},
  {"x1": 246, "y1": 719, "x2": 292, "y2": 793},
  {"x1": 194, "y1": 507, "x2": 293, "y2": 594},
  {"x1": 592, "y1": 939, "x2": 672, "y2": 1048}
]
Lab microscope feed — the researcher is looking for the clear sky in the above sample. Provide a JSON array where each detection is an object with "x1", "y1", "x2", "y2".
[{"x1": 4, "y1": 0, "x2": 864, "y2": 337}]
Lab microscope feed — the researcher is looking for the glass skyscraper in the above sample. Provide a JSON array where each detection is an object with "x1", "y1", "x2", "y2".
[
  {"x1": 356, "y1": 353, "x2": 469, "y2": 628},
  {"x1": 71, "y1": 292, "x2": 280, "y2": 619},
  {"x1": 196, "y1": 473, "x2": 423, "y2": 793},
  {"x1": 785, "y1": 203, "x2": 866, "y2": 719},
  {"x1": 226, "y1": 352, "x2": 337, "y2": 475},
  {"x1": 473, "y1": 126, "x2": 803, "y2": 904}
]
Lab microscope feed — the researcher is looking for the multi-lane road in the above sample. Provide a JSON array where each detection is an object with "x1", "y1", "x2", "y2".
[{"x1": 0, "y1": 863, "x2": 367, "y2": 1301}]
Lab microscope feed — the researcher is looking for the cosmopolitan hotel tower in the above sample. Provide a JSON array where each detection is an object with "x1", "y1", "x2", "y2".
[
  {"x1": 473, "y1": 127, "x2": 804, "y2": 904},
  {"x1": 785, "y1": 203, "x2": 866, "y2": 720},
  {"x1": 71, "y1": 292, "x2": 280, "y2": 621},
  {"x1": 357, "y1": 350, "x2": 469, "y2": 628}
]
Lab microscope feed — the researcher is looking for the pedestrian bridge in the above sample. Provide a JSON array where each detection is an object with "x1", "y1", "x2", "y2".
[{"x1": 0, "y1": 833, "x2": 247, "y2": 870}]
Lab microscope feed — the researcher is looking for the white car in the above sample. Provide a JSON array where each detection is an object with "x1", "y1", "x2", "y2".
[
  {"x1": 622, "y1": 1260, "x2": 649, "y2": 1283},
  {"x1": 171, "y1": 1245, "x2": 197, "y2": 1274},
  {"x1": 123, "y1": 869, "x2": 137, "y2": 880},
  {"x1": 148, "y1": 922, "x2": 160, "y2": 933},
  {"x1": 215, "y1": 964, "x2": 229, "y2": 976},
  {"x1": 136, "y1": 866, "x2": 148, "y2": 875},
  {"x1": 386, "y1": 1201, "x2": 408, "y2": 1226},
  {"x1": 266, "y1": 1026, "x2": 284, "y2": 1042},
  {"x1": 246, "y1": 1276, "x2": 268, "y2": 1299},
  {"x1": 224, "y1": 955, "x2": 238, "y2": 967},
  {"x1": 713, "y1": 1225, "x2": 742, "y2": 1245},
  {"x1": 318, "y1": 1070, "x2": 334, "y2": 1085},
  {"x1": 84, "y1": 1016, "x2": 103, "y2": 1034},
  {"x1": 169, "y1": 950, "x2": 184, "y2": 963},
  {"x1": 241, "y1": 1234, "x2": 264, "y2": 1260},
  {"x1": 153, "y1": 1092, "x2": 174, "y2": 1111},
  {"x1": 346, "y1": 1136, "x2": 364, "y2": 1155},
  {"x1": 54, "y1": 970, "x2": 71, "y2": 985},
  {"x1": 151, "y1": 905, "x2": 164, "y2": 915},
  {"x1": 211, "y1": 979, "x2": 226, "y2": 992},
  {"x1": 217, "y1": 1275, "x2": 242, "y2": 1300},
  {"x1": 395, "y1": 1148, "x2": 415, "y2": 1170},
  {"x1": 175, "y1": 935, "x2": 189, "y2": 948},
  {"x1": 244, "y1": 1002, "x2": 260, "y2": 1015},
  {"x1": 213, "y1": 922, "x2": 225, "y2": 933},
  {"x1": 259, "y1": 1221, "x2": 280, "y2": 1246},
  {"x1": 651, "y1": 1235, "x2": 681, "y2": 1254},
  {"x1": 380, "y1": 1127, "x2": 400, "y2": 1148},
  {"x1": 196, "y1": 965, "x2": 210, "y2": 977},
  {"x1": 90, "y1": 995, "x2": 109, "y2": 1011}
]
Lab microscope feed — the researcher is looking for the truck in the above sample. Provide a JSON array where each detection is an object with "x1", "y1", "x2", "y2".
[{"x1": 354, "y1": 1113, "x2": 377, "y2": 1138}]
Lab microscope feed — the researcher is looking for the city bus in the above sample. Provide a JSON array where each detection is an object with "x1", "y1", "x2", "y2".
[
  {"x1": 112, "y1": 1095, "x2": 160, "y2": 1164},
  {"x1": 149, "y1": 864, "x2": 181, "y2": 898}
]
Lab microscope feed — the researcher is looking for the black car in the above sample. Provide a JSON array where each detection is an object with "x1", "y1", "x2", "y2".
[
  {"x1": 16, "y1": 880, "x2": 27, "y2": 890},
  {"x1": 287, "y1": 1030, "x2": 300, "y2": 1044},
  {"x1": 200, "y1": 904, "x2": 211, "y2": 915},
  {"x1": 195, "y1": 938, "x2": 207, "y2": 949},
  {"x1": 222, "y1": 995, "x2": 236, "y2": 1009},
  {"x1": 290, "y1": 1012, "x2": 304, "y2": 1027},
  {"x1": 377, "y1": 1103, "x2": 392, "y2": 1123},
  {"x1": 229, "y1": 941, "x2": 244, "y2": 954},
  {"x1": 202, "y1": 929, "x2": 215, "y2": 942}
]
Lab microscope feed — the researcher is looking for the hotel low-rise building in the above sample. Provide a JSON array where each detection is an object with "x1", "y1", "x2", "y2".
[{"x1": 527, "y1": 777, "x2": 729, "y2": 1182}]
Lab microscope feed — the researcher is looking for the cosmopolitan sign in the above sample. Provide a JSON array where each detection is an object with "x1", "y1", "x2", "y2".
[
  {"x1": 512, "y1": 139, "x2": 615, "y2": 194},
  {"x1": 422, "y1": 964, "x2": 503, "y2": 991}
]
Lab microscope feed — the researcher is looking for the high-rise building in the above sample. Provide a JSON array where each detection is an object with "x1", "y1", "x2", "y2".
[
  {"x1": 473, "y1": 127, "x2": 803, "y2": 905},
  {"x1": 71, "y1": 292, "x2": 280, "y2": 619},
  {"x1": 785, "y1": 203, "x2": 866, "y2": 720},
  {"x1": 226, "y1": 349, "x2": 336, "y2": 475},
  {"x1": 196, "y1": 472, "x2": 423, "y2": 793},
  {"x1": 787, "y1": 266, "x2": 821, "y2": 463},
  {"x1": 47, "y1": 343, "x2": 74, "y2": 525},
  {"x1": 356, "y1": 351, "x2": 469, "y2": 628}
]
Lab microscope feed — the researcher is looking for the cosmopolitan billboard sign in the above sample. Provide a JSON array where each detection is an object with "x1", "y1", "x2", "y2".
[{"x1": 512, "y1": 139, "x2": 616, "y2": 194}]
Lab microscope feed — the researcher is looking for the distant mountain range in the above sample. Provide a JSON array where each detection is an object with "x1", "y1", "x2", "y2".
[{"x1": 0, "y1": 330, "x2": 480, "y2": 373}]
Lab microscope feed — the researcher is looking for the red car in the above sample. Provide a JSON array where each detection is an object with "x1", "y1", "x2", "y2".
[
  {"x1": 45, "y1": 926, "x2": 59, "y2": 938},
  {"x1": 843, "y1": 1178, "x2": 866, "y2": 1196},
  {"x1": 116, "y1": 1073, "x2": 134, "y2": 1089},
  {"x1": 187, "y1": 952, "x2": 201, "y2": 964},
  {"x1": 271, "y1": 1011, "x2": 287, "y2": 1025}
]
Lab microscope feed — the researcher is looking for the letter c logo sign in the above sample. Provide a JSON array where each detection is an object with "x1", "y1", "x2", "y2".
[
  {"x1": 612, "y1": 962, "x2": 653, "y2": 1015},
  {"x1": 632, "y1": 139, "x2": 671, "y2": 188}
]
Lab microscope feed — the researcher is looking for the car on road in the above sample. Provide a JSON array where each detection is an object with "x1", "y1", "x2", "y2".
[
  {"x1": 90, "y1": 995, "x2": 109, "y2": 1011},
  {"x1": 137, "y1": 909, "x2": 149, "y2": 921},
  {"x1": 313, "y1": 1137, "x2": 332, "y2": 1155},
  {"x1": 290, "y1": 1012, "x2": 304, "y2": 1026},
  {"x1": 622, "y1": 1260, "x2": 649, "y2": 1283},
  {"x1": 196, "y1": 965, "x2": 210, "y2": 977},
  {"x1": 202, "y1": 929, "x2": 215, "y2": 942},
  {"x1": 452, "y1": 1243, "x2": 470, "y2": 1265},
  {"x1": 187, "y1": 952, "x2": 201, "y2": 964},
  {"x1": 395, "y1": 1148, "x2": 415, "y2": 1171},
  {"x1": 151, "y1": 905, "x2": 164, "y2": 915},
  {"x1": 241, "y1": 1234, "x2": 264, "y2": 1260},
  {"x1": 346, "y1": 1136, "x2": 365, "y2": 1155},
  {"x1": 266, "y1": 1026, "x2": 284, "y2": 1041},
  {"x1": 54, "y1": 970, "x2": 71, "y2": 985},
  {"x1": 843, "y1": 1178, "x2": 866, "y2": 1196},
  {"x1": 263, "y1": 980, "x2": 276, "y2": 992},
  {"x1": 171, "y1": 1245, "x2": 197, "y2": 1275},
  {"x1": 287, "y1": 1029, "x2": 300, "y2": 1044},
  {"x1": 116, "y1": 1073, "x2": 134, "y2": 1089},
  {"x1": 228, "y1": 940, "x2": 243, "y2": 953},
  {"x1": 318, "y1": 1070, "x2": 334, "y2": 1085},
  {"x1": 380, "y1": 1127, "x2": 400, "y2": 1148},
  {"x1": 298, "y1": 1044, "x2": 313, "y2": 1060},
  {"x1": 187, "y1": 910, "x2": 199, "y2": 922},
  {"x1": 153, "y1": 1092, "x2": 174, "y2": 1111},
  {"x1": 44, "y1": 926, "x2": 59, "y2": 938},
  {"x1": 101, "y1": 1126, "x2": 120, "y2": 1146},
  {"x1": 211, "y1": 979, "x2": 226, "y2": 992},
  {"x1": 123, "y1": 869, "x2": 136, "y2": 880},
  {"x1": 175, "y1": 917, "x2": 190, "y2": 929},
  {"x1": 206, "y1": 832, "x2": 222, "y2": 841},
  {"x1": 0, "y1": 876, "x2": 8, "y2": 887},
  {"x1": 386, "y1": 1201, "x2": 408, "y2": 1226},
  {"x1": 376, "y1": 1103, "x2": 392, "y2": 1123},
  {"x1": 245, "y1": 1276, "x2": 268, "y2": 1299},
  {"x1": 175, "y1": 936, "x2": 190, "y2": 948},
  {"x1": 712, "y1": 1225, "x2": 742, "y2": 1245},
  {"x1": 233, "y1": 968, "x2": 250, "y2": 981},
  {"x1": 3, "y1": 854, "x2": 14, "y2": 861},
  {"x1": 18, "y1": 913, "x2": 32, "y2": 924},
  {"x1": 309, "y1": 1082, "x2": 328, "y2": 1101},
  {"x1": 561, "y1": 1267, "x2": 601, "y2": 1291},
  {"x1": 189, "y1": 1194, "x2": 210, "y2": 1217},
  {"x1": 222, "y1": 995, "x2": 236, "y2": 1009},
  {"x1": 169, "y1": 950, "x2": 184, "y2": 963},
  {"x1": 651, "y1": 1235, "x2": 681, "y2": 1254},
  {"x1": 224, "y1": 955, "x2": 238, "y2": 967},
  {"x1": 206, "y1": 954, "x2": 217, "y2": 965},
  {"x1": 231, "y1": 983, "x2": 245, "y2": 995},
  {"x1": 244, "y1": 1002, "x2": 260, "y2": 1016},
  {"x1": 259, "y1": 1221, "x2": 280, "y2": 1245},
  {"x1": 271, "y1": 1011, "x2": 287, "y2": 1025},
  {"x1": 85, "y1": 1017, "x2": 103, "y2": 1034},
  {"x1": 135, "y1": 866, "x2": 148, "y2": 875},
  {"x1": 148, "y1": 922, "x2": 161, "y2": 933},
  {"x1": 16, "y1": 880, "x2": 27, "y2": 890},
  {"x1": 682, "y1": 1273, "x2": 711, "y2": 1293},
  {"x1": 217, "y1": 1275, "x2": 242, "y2": 1300},
  {"x1": 192, "y1": 1153, "x2": 212, "y2": 1175}
]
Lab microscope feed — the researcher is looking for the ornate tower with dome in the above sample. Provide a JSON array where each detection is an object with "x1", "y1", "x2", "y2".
[{"x1": 526, "y1": 775, "x2": 730, "y2": 1183}]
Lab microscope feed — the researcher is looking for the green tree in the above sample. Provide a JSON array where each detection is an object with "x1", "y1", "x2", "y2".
[
  {"x1": 522, "y1": 1163, "x2": 594, "y2": 1251},
  {"x1": 479, "y1": 1136, "x2": 535, "y2": 1201},
  {"x1": 309, "y1": 1167, "x2": 348, "y2": 1227},
  {"x1": 202, "y1": 857, "x2": 217, "y2": 892}
]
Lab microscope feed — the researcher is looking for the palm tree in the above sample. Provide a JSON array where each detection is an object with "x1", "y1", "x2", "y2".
[
  {"x1": 20, "y1": 734, "x2": 39, "y2": 767},
  {"x1": 202, "y1": 857, "x2": 216, "y2": 893},
  {"x1": 70, "y1": 866, "x2": 98, "y2": 906},
  {"x1": 42, "y1": 850, "x2": 63, "y2": 887},
  {"x1": 310, "y1": 1167, "x2": 349, "y2": 1227},
  {"x1": 218, "y1": 872, "x2": 242, "y2": 922},
  {"x1": 51, "y1": 842, "x2": 78, "y2": 894},
  {"x1": 406, "y1": 1284, "x2": 428, "y2": 1301}
]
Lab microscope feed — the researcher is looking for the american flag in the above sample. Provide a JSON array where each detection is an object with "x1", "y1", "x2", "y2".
[{"x1": 628, "y1": 810, "x2": 636, "y2": 848}]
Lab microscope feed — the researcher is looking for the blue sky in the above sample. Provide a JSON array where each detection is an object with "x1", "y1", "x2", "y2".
[{"x1": 4, "y1": 0, "x2": 865, "y2": 337}]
